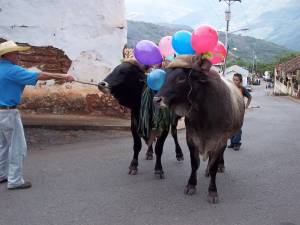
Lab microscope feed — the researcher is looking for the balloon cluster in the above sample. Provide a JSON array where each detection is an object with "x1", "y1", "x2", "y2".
[{"x1": 133, "y1": 24, "x2": 227, "y2": 90}]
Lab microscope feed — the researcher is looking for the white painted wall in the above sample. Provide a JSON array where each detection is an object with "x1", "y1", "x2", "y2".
[{"x1": 0, "y1": 0, "x2": 127, "y2": 82}]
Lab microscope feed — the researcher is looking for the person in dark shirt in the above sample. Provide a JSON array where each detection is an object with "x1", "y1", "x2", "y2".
[{"x1": 228, "y1": 73, "x2": 252, "y2": 151}]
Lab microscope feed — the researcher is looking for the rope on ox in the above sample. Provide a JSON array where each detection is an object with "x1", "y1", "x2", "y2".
[
  {"x1": 166, "y1": 55, "x2": 220, "y2": 116},
  {"x1": 136, "y1": 55, "x2": 212, "y2": 141},
  {"x1": 74, "y1": 80, "x2": 99, "y2": 86},
  {"x1": 138, "y1": 86, "x2": 171, "y2": 142},
  {"x1": 120, "y1": 58, "x2": 172, "y2": 142}
]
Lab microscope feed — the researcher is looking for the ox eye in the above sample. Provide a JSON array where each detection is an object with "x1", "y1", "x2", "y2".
[{"x1": 176, "y1": 76, "x2": 186, "y2": 83}]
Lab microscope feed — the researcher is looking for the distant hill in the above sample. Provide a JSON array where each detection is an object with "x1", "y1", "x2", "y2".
[
  {"x1": 127, "y1": 20, "x2": 291, "y2": 64},
  {"x1": 127, "y1": 21, "x2": 191, "y2": 47},
  {"x1": 249, "y1": 0, "x2": 300, "y2": 51}
]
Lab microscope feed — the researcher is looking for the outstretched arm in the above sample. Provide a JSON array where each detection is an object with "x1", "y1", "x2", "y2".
[{"x1": 37, "y1": 72, "x2": 75, "y2": 82}]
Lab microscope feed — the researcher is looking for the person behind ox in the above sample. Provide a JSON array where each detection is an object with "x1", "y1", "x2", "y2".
[
  {"x1": 228, "y1": 73, "x2": 252, "y2": 151},
  {"x1": 0, "y1": 41, "x2": 75, "y2": 190}
]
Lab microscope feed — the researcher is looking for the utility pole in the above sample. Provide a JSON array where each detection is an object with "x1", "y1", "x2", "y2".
[
  {"x1": 252, "y1": 50, "x2": 257, "y2": 74},
  {"x1": 219, "y1": 0, "x2": 241, "y2": 76}
]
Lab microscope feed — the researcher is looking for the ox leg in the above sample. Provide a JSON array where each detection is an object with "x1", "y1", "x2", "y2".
[
  {"x1": 129, "y1": 116, "x2": 142, "y2": 175},
  {"x1": 154, "y1": 129, "x2": 169, "y2": 179},
  {"x1": 205, "y1": 146, "x2": 226, "y2": 177},
  {"x1": 171, "y1": 117, "x2": 184, "y2": 161},
  {"x1": 185, "y1": 140, "x2": 199, "y2": 195},
  {"x1": 145, "y1": 144, "x2": 154, "y2": 160},
  {"x1": 205, "y1": 158, "x2": 211, "y2": 177},
  {"x1": 218, "y1": 150, "x2": 225, "y2": 173},
  {"x1": 207, "y1": 146, "x2": 226, "y2": 204}
]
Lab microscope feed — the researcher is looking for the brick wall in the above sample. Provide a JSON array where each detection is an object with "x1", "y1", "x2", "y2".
[
  {"x1": 0, "y1": 38, "x2": 71, "y2": 73},
  {"x1": 0, "y1": 38, "x2": 130, "y2": 118}
]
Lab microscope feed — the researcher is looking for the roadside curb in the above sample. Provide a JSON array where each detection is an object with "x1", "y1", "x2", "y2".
[{"x1": 22, "y1": 114, "x2": 186, "y2": 131}]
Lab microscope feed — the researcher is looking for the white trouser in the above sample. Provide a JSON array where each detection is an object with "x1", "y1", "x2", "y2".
[{"x1": 0, "y1": 109, "x2": 27, "y2": 188}]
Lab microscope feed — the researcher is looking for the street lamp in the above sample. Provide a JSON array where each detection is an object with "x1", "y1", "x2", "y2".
[
  {"x1": 225, "y1": 47, "x2": 239, "y2": 67},
  {"x1": 228, "y1": 47, "x2": 238, "y2": 58},
  {"x1": 217, "y1": 28, "x2": 249, "y2": 34},
  {"x1": 229, "y1": 28, "x2": 249, "y2": 34}
]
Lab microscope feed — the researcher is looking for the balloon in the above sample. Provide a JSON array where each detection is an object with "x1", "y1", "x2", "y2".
[
  {"x1": 159, "y1": 36, "x2": 175, "y2": 57},
  {"x1": 191, "y1": 25, "x2": 218, "y2": 54},
  {"x1": 208, "y1": 41, "x2": 227, "y2": 64},
  {"x1": 172, "y1": 30, "x2": 195, "y2": 55},
  {"x1": 134, "y1": 40, "x2": 163, "y2": 65},
  {"x1": 147, "y1": 69, "x2": 166, "y2": 91}
]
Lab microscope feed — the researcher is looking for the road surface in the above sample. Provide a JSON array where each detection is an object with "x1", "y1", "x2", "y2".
[{"x1": 1, "y1": 84, "x2": 299, "y2": 225}]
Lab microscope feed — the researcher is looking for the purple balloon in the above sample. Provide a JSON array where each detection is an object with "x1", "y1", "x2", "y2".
[{"x1": 134, "y1": 40, "x2": 163, "y2": 65}]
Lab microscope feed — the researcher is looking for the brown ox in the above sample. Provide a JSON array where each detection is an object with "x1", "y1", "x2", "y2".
[{"x1": 154, "y1": 56, "x2": 245, "y2": 203}]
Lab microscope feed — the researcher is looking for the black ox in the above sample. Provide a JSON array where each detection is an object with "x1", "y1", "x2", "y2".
[
  {"x1": 98, "y1": 59, "x2": 184, "y2": 178},
  {"x1": 154, "y1": 56, "x2": 245, "y2": 203}
]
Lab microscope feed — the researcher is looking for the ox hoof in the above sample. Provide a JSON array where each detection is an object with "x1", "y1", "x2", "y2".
[
  {"x1": 128, "y1": 168, "x2": 138, "y2": 175},
  {"x1": 145, "y1": 154, "x2": 153, "y2": 160},
  {"x1": 176, "y1": 155, "x2": 184, "y2": 162},
  {"x1": 154, "y1": 170, "x2": 165, "y2": 179},
  {"x1": 207, "y1": 192, "x2": 219, "y2": 204},
  {"x1": 218, "y1": 165, "x2": 225, "y2": 173},
  {"x1": 184, "y1": 185, "x2": 197, "y2": 195}
]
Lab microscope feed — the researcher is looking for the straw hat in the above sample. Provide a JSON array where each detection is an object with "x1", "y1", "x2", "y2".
[{"x1": 0, "y1": 41, "x2": 30, "y2": 57}]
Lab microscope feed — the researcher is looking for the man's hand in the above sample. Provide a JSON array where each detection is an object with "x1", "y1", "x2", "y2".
[{"x1": 64, "y1": 74, "x2": 76, "y2": 82}]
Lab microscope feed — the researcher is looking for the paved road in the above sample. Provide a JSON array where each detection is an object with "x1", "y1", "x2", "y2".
[{"x1": 1, "y1": 84, "x2": 300, "y2": 225}]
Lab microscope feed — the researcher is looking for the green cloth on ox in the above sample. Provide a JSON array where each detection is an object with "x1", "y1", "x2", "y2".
[{"x1": 138, "y1": 87, "x2": 171, "y2": 141}]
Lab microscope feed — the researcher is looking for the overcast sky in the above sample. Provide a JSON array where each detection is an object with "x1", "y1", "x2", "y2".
[{"x1": 125, "y1": 0, "x2": 288, "y2": 30}]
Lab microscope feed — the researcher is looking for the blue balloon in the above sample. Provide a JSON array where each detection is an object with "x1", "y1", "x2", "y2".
[
  {"x1": 172, "y1": 30, "x2": 195, "y2": 55},
  {"x1": 147, "y1": 69, "x2": 166, "y2": 91}
]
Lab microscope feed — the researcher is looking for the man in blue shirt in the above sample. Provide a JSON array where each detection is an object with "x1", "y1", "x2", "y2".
[{"x1": 0, "y1": 40, "x2": 75, "y2": 190}]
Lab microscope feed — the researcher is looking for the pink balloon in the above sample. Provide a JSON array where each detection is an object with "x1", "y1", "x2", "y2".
[
  {"x1": 209, "y1": 41, "x2": 227, "y2": 64},
  {"x1": 191, "y1": 25, "x2": 219, "y2": 54},
  {"x1": 159, "y1": 36, "x2": 175, "y2": 57}
]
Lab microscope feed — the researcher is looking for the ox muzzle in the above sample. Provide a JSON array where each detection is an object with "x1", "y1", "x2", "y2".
[
  {"x1": 153, "y1": 96, "x2": 167, "y2": 108},
  {"x1": 98, "y1": 81, "x2": 111, "y2": 94}
]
